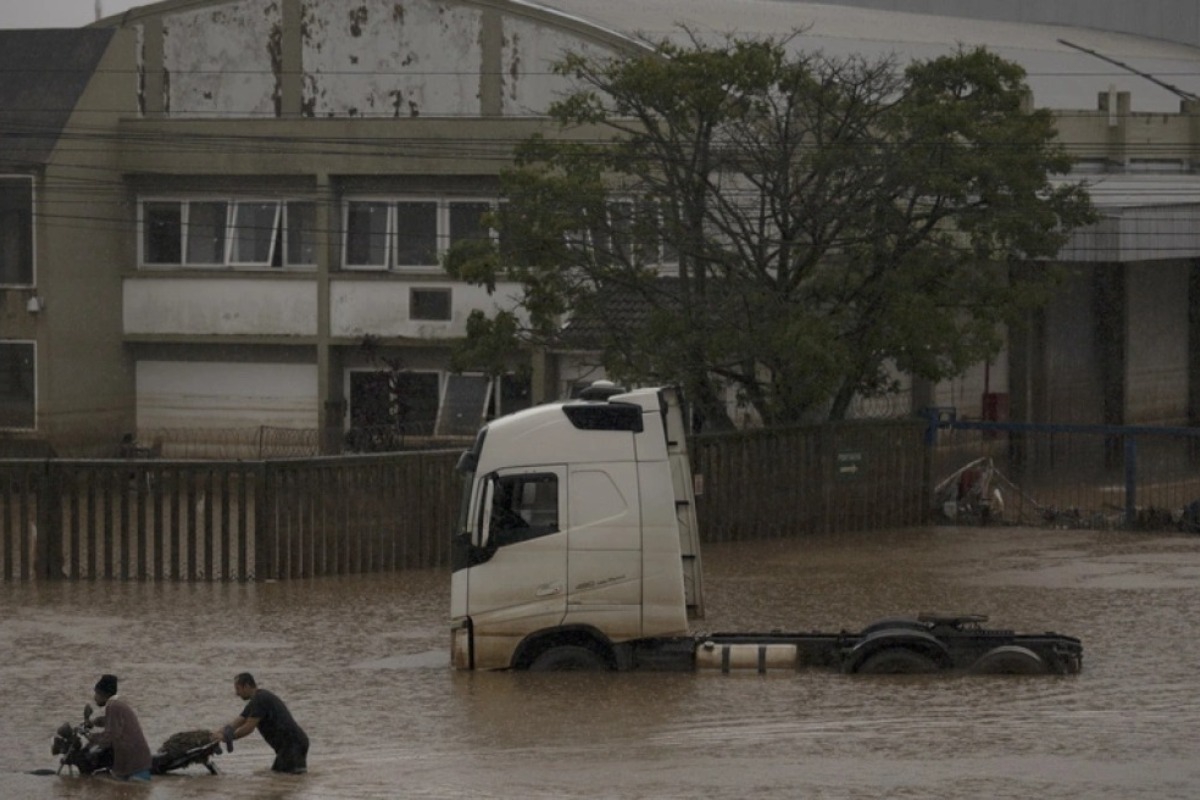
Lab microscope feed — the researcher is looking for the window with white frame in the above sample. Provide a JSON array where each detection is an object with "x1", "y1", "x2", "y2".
[
  {"x1": 573, "y1": 198, "x2": 677, "y2": 269},
  {"x1": 344, "y1": 197, "x2": 494, "y2": 271},
  {"x1": 0, "y1": 176, "x2": 34, "y2": 286},
  {"x1": 140, "y1": 198, "x2": 318, "y2": 269},
  {"x1": 0, "y1": 341, "x2": 35, "y2": 429}
]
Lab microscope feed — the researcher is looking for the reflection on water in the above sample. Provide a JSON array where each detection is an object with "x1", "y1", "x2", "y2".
[{"x1": 3, "y1": 527, "x2": 1200, "y2": 798}]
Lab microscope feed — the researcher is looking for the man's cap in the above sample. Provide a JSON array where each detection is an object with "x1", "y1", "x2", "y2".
[{"x1": 94, "y1": 674, "x2": 118, "y2": 696}]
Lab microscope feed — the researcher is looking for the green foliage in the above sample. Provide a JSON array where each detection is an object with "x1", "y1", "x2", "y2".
[{"x1": 444, "y1": 32, "x2": 1096, "y2": 425}]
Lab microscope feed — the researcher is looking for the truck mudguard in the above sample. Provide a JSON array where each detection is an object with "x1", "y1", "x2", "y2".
[{"x1": 842, "y1": 627, "x2": 952, "y2": 673}]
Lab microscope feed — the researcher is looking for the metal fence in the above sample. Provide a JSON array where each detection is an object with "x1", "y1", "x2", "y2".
[
  {"x1": 12, "y1": 413, "x2": 1194, "y2": 581},
  {"x1": 0, "y1": 452, "x2": 461, "y2": 582},
  {"x1": 1, "y1": 418, "x2": 931, "y2": 581},
  {"x1": 691, "y1": 419, "x2": 928, "y2": 541}
]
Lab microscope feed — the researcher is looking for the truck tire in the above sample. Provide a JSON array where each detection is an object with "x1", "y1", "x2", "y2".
[
  {"x1": 529, "y1": 645, "x2": 609, "y2": 672},
  {"x1": 969, "y1": 646, "x2": 1047, "y2": 675},
  {"x1": 857, "y1": 647, "x2": 938, "y2": 674}
]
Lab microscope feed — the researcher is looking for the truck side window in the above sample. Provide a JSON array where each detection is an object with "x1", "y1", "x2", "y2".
[{"x1": 489, "y1": 473, "x2": 559, "y2": 546}]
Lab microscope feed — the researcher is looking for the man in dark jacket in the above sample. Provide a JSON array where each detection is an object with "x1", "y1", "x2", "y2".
[
  {"x1": 214, "y1": 672, "x2": 309, "y2": 773},
  {"x1": 89, "y1": 674, "x2": 153, "y2": 781}
]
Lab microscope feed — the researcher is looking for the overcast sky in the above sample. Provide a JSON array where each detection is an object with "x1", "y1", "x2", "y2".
[{"x1": 0, "y1": 1, "x2": 148, "y2": 28}]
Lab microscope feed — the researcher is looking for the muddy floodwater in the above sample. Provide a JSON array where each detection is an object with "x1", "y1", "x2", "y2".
[{"x1": 2, "y1": 525, "x2": 1199, "y2": 799}]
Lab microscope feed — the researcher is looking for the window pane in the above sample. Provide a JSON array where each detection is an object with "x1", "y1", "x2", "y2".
[
  {"x1": 607, "y1": 200, "x2": 634, "y2": 263},
  {"x1": 185, "y1": 201, "x2": 228, "y2": 265},
  {"x1": 499, "y1": 373, "x2": 532, "y2": 416},
  {"x1": 346, "y1": 201, "x2": 389, "y2": 267},
  {"x1": 436, "y1": 373, "x2": 489, "y2": 436},
  {"x1": 349, "y1": 371, "x2": 392, "y2": 428},
  {"x1": 0, "y1": 342, "x2": 35, "y2": 429},
  {"x1": 231, "y1": 201, "x2": 279, "y2": 264},
  {"x1": 491, "y1": 473, "x2": 559, "y2": 545},
  {"x1": 448, "y1": 201, "x2": 491, "y2": 247},
  {"x1": 395, "y1": 201, "x2": 438, "y2": 266},
  {"x1": 410, "y1": 287, "x2": 451, "y2": 321},
  {"x1": 143, "y1": 201, "x2": 182, "y2": 265},
  {"x1": 285, "y1": 202, "x2": 317, "y2": 265},
  {"x1": 349, "y1": 370, "x2": 440, "y2": 439},
  {"x1": 0, "y1": 178, "x2": 33, "y2": 285},
  {"x1": 393, "y1": 372, "x2": 440, "y2": 434},
  {"x1": 636, "y1": 199, "x2": 664, "y2": 265}
]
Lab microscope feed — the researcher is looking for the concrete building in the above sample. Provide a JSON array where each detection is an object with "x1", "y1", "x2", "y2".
[{"x1": 3, "y1": 0, "x2": 1200, "y2": 455}]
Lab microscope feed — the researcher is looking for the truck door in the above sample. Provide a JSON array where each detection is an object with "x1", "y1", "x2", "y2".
[
  {"x1": 562, "y1": 463, "x2": 644, "y2": 640},
  {"x1": 465, "y1": 466, "x2": 569, "y2": 654}
]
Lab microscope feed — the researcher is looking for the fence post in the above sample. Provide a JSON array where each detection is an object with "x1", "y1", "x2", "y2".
[
  {"x1": 36, "y1": 461, "x2": 64, "y2": 580},
  {"x1": 1124, "y1": 435, "x2": 1137, "y2": 526},
  {"x1": 255, "y1": 462, "x2": 274, "y2": 580}
]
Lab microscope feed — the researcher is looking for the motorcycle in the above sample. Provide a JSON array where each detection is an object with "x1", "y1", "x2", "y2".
[{"x1": 50, "y1": 704, "x2": 224, "y2": 776}]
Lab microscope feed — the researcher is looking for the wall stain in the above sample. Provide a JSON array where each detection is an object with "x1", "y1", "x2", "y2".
[
  {"x1": 136, "y1": 26, "x2": 146, "y2": 115},
  {"x1": 349, "y1": 5, "x2": 369, "y2": 38},
  {"x1": 268, "y1": 19, "x2": 284, "y2": 117},
  {"x1": 302, "y1": 74, "x2": 317, "y2": 117},
  {"x1": 508, "y1": 32, "x2": 521, "y2": 101}
]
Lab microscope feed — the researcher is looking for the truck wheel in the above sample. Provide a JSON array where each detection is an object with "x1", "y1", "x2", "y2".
[
  {"x1": 857, "y1": 648, "x2": 938, "y2": 674},
  {"x1": 969, "y1": 646, "x2": 1047, "y2": 675},
  {"x1": 529, "y1": 645, "x2": 609, "y2": 672}
]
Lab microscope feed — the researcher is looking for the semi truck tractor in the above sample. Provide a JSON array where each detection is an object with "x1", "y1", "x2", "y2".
[{"x1": 449, "y1": 384, "x2": 1083, "y2": 675}]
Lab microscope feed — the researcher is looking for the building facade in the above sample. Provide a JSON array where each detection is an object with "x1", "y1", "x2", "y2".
[{"x1": 4, "y1": 0, "x2": 1200, "y2": 455}]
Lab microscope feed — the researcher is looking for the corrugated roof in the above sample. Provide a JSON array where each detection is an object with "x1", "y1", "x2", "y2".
[
  {"x1": 0, "y1": 29, "x2": 114, "y2": 167},
  {"x1": 517, "y1": 0, "x2": 1200, "y2": 112}
]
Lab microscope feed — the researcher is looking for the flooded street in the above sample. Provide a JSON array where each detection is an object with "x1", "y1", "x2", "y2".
[{"x1": 2, "y1": 525, "x2": 1199, "y2": 798}]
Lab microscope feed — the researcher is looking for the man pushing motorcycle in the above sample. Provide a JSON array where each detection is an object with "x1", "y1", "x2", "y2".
[
  {"x1": 87, "y1": 674, "x2": 153, "y2": 782},
  {"x1": 212, "y1": 672, "x2": 309, "y2": 774}
]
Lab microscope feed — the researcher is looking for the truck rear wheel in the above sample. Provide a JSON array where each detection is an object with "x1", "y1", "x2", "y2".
[
  {"x1": 529, "y1": 645, "x2": 609, "y2": 672},
  {"x1": 969, "y1": 646, "x2": 1047, "y2": 675},
  {"x1": 857, "y1": 647, "x2": 938, "y2": 674}
]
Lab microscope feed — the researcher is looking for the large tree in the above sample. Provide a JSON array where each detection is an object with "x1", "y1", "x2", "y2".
[{"x1": 446, "y1": 32, "x2": 1096, "y2": 427}]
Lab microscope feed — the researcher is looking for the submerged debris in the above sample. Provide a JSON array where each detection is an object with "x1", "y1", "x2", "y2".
[{"x1": 933, "y1": 456, "x2": 1200, "y2": 532}]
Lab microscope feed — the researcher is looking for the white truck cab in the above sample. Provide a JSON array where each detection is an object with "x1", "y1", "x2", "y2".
[{"x1": 450, "y1": 384, "x2": 703, "y2": 670}]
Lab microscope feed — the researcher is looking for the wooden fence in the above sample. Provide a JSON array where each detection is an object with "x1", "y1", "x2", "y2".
[{"x1": 0, "y1": 418, "x2": 929, "y2": 581}]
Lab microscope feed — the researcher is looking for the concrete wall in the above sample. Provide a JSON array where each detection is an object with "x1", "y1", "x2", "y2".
[
  {"x1": 31, "y1": 29, "x2": 141, "y2": 453},
  {"x1": 124, "y1": 278, "x2": 319, "y2": 337},
  {"x1": 1126, "y1": 260, "x2": 1189, "y2": 423},
  {"x1": 329, "y1": 278, "x2": 524, "y2": 339},
  {"x1": 120, "y1": 0, "x2": 632, "y2": 120},
  {"x1": 1041, "y1": 267, "x2": 1107, "y2": 424}
]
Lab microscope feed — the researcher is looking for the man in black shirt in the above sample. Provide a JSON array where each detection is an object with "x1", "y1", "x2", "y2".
[{"x1": 213, "y1": 672, "x2": 309, "y2": 774}]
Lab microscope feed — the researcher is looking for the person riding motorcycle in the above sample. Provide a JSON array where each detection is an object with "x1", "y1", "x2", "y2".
[{"x1": 86, "y1": 674, "x2": 152, "y2": 782}]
